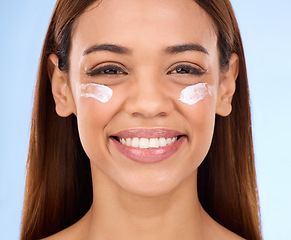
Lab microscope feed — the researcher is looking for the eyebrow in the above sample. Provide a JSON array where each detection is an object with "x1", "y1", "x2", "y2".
[
  {"x1": 164, "y1": 43, "x2": 209, "y2": 55},
  {"x1": 83, "y1": 43, "x2": 209, "y2": 56},
  {"x1": 83, "y1": 44, "x2": 132, "y2": 56}
]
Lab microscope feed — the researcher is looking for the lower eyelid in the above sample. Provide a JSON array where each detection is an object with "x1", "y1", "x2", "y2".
[
  {"x1": 86, "y1": 62, "x2": 128, "y2": 75},
  {"x1": 168, "y1": 69, "x2": 205, "y2": 76},
  {"x1": 86, "y1": 68, "x2": 126, "y2": 76},
  {"x1": 167, "y1": 63, "x2": 205, "y2": 73}
]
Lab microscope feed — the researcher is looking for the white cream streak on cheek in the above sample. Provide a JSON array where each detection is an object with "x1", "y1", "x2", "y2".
[
  {"x1": 179, "y1": 83, "x2": 214, "y2": 105},
  {"x1": 79, "y1": 83, "x2": 113, "y2": 103}
]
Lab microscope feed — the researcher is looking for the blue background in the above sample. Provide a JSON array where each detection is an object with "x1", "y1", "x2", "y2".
[{"x1": 0, "y1": 0, "x2": 290, "y2": 239}]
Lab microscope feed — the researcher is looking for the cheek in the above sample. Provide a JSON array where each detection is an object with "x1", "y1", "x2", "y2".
[
  {"x1": 179, "y1": 90, "x2": 217, "y2": 165},
  {"x1": 76, "y1": 100, "x2": 110, "y2": 160},
  {"x1": 178, "y1": 82, "x2": 217, "y2": 141},
  {"x1": 75, "y1": 83, "x2": 115, "y2": 139},
  {"x1": 178, "y1": 83, "x2": 215, "y2": 105},
  {"x1": 76, "y1": 84, "x2": 115, "y2": 139},
  {"x1": 75, "y1": 87, "x2": 120, "y2": 162},
  {"x1": 79, "y1": 83, "x2": 113, "y2": 103}
]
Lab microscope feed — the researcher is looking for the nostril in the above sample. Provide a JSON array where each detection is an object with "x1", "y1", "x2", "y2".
[
  {"x1": 159, "y1": 112, "x2": 168, "y2": 117},
  {"x1": 123, "y1": 86, "x2": 174, "y2": 118},
  {"x1": 131, "y1": 111, "x2": 168, "y2": 118}
]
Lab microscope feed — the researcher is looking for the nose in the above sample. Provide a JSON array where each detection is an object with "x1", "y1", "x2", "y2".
[{"x1": 124, "y1": 77, "x2": 174, "y2": 118}]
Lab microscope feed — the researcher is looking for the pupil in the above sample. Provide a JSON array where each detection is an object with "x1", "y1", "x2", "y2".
[
  {"x1": 106, "y1": 69, "x2": 117, "y2": 74},
  {"x1": 178, "y1": 67, "x2": 188, "y2": 73}
]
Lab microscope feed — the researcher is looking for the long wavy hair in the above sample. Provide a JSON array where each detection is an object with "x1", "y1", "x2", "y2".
[{"x1": 21, "y1": 0, "x2": 262, "y2": 239}]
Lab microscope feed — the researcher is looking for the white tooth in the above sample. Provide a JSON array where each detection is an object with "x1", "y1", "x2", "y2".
[
  {"x1": 139, "y1": 138, "x2": 149, "y2": 149},
  {"x1": 126, "y1": 138, "x2": 132, "y2": 146},
  {"x1": 149, "y1": 138, "x2": 159, "y2": 148},
  {"x1": 159, "y1": 137, "x2": 167, "y2": 147},
  {"x1": 131, "y1": 137, "x2": 139, "y2": 147},
  {"x1": 120, "y1": 138, "x2": 126, "y2": 145},
  {"x1": 166, "y1": 138, "x2": 172, "y2": 145},
  {"x1": 171, "y1": 137, "x2": 177, "y2": 143}
]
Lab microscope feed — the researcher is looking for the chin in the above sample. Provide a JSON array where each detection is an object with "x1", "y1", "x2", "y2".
[{"x1": 94, "y1": 157, "x2": 199, "y2": 198}]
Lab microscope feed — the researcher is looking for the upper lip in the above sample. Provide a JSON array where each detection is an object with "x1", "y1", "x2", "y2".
[{"x1": 111, "y1": 128, "x2": 185, "y2": 139}]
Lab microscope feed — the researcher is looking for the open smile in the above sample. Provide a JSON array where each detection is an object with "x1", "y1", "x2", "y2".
[{"x1": 110, "y1": 128, "x2": 186, "y2": 163}]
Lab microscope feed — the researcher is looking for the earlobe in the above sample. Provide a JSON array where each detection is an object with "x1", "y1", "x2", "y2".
[
  {"x1": 216, "y1": 53, "x2": 239, "y2": 117},
  {"x1": 48, "y1": 54, "x2": 76, "y2": 117}
]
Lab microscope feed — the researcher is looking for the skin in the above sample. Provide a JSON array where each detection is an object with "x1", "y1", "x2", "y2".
[{"x1": 46, "y1": 0, "x2": 243, "y2": 239}]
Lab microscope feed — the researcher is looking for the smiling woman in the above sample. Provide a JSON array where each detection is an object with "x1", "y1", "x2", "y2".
[{"x1": 21, "y1": 0, "x2": 262, "y2": 239}]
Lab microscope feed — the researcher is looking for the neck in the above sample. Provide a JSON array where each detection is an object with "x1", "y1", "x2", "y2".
[{"x1": 83, "y1": 168, "x2": 210, "y2": 240}]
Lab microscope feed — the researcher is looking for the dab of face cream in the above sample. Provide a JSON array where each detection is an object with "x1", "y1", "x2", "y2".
[
  {"x1": 79, "y1": 83, "x2": 113, "y2": 103},
  {"x1": 179, "y1": 83, "x2": 214, "y2": 105}
]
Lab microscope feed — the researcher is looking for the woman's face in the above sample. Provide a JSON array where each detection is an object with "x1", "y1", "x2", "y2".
[{"x1": 57, "y1": 0, "x2": 236, "y2": 196}]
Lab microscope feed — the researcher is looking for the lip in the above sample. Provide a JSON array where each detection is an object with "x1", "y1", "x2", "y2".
[
  {"x1": 112, "y1": 128, "x2": 183, "y2": 139},
  {"x1": 110, "y1": 128, "x2": 186, "y2": 163}
]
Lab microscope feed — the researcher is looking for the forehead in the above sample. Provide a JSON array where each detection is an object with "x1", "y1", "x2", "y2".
[{"x1": 72, "y1": 0, "x2": 217, "y2": 54}]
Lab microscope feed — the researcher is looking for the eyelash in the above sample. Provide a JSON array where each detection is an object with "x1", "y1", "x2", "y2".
[
  {"x1": 86, "y1": 63, "x2": 206, "y2": 77},
  {"x1": 167, "y1": 64, "x2": 206, "y2": 76},
  {"x1": 86, "y1": 64, "x2": 127, "y2": 77}
]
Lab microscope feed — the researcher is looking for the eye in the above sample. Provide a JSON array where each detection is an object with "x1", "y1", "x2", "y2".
[
  {"x1": 167, "y1": 64, "x2": 206, "y2": 76},
  {"x1": 86, "y1": 64, "x2": 127, "y2": 77}
]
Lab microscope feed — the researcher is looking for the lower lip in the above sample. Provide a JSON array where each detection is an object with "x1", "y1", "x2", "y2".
[{"x1": 111, "y1": 136, "x2": 186, "y2": 163}]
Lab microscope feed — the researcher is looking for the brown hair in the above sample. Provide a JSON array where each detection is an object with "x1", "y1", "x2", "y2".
[{"x1": 21, "y1": 0, "x2": 261, "y2": 239}]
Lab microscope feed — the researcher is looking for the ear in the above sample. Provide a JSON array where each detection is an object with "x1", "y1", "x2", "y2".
[
  {"x1": 216, "y1": 53, "x2": 239, "y2": 117},
  {"x1": 48, "y1": 54, "x2": 76, "y2": 117}
]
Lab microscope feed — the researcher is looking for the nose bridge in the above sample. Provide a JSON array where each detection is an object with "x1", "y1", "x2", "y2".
[{"x1": 125, "y1": 71, "x2": 173, "y2": 118}]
